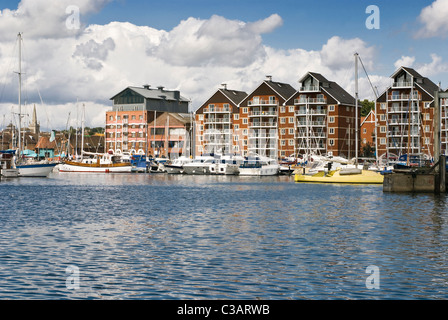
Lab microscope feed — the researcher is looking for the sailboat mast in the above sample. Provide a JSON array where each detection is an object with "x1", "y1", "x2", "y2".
[
  {"x1": 81, "y1": 104, "x2": 85, "y2": 159},
  {"x1": 355, "y1": 53, "x2": 359, "y2": 165},
  {"x1": 17, "y1": 33, "x2": 23, "y2": 157}
]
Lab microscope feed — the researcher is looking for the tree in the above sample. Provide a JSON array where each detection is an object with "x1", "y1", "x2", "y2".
[{"x1": 360, "y1": 99, "x2": 375, "y2": 117}]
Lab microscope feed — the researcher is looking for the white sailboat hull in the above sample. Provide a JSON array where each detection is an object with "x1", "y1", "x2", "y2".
[
  {"x1": 17, "y1": 163, "x2": 58, "y2": 177},
  {"x1": 1, "y1": 169, "x2": 19, "y2": 178},
  {"x1": 239, "y1": 165, "x2": 279, "y2": 176},
  {"x1": 58, "y1": 163, "x2": 132, "y2": 173}
]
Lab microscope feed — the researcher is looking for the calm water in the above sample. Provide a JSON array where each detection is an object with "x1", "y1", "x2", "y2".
[{"x1": 1, "y1": 172, "x2": 448, "y2": 300}]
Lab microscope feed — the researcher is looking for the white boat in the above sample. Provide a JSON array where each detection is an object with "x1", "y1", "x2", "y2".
[
  {"x1": 17, "y1": 161, "x2": 58, "y2": 177},
  {"x1": 239, "y1": 155, "x2": 279, "y2": 176},
  {"x1": 0, "y1": 151, "x2": 19, "y2": 178},
  {"x1": 165, "y1": 156, "x2": 193, "y2": 174},
  {"x1": 209, "y1": 155, "x2": 242, "y2": 175},
  {"x1": 11, "y1": 33, "x2": 59, "y2": 178},
  {"x1": 59, "y1": 152, "x2": 132, "y2": 173},
  {"x1": 183, "y1": 154, "x2": 218, "y2": 175}
]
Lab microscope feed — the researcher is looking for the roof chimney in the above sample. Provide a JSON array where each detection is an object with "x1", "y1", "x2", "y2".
[
  {"x1": 221, "y1": 83, "x2": 227, "y2": 90},
  {"x1": 157, "y1": 86, "x2": 165, "y2": 92},
  {"x1": 266, "y1": 75, "x2": 272, "y2": 81},
  {"x1": 143, "y1": 84, "x2": 151, "y2": 89}
]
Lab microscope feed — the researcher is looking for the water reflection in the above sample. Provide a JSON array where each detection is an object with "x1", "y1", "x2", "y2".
[{"x1": 0, "y1": 173, "x2": 448, "y2": 299}]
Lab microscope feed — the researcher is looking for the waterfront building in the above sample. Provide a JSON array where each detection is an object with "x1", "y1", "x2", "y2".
[
  {"x1": 106, "y1": 85, "x2": 191, "y2": 156},
  {"x1": 360, "y1": 110, "x2": 376, "y2": 156},
  {"x1": 238, "y1": 76, "x2": 296, "y2": 159},
  {"x1": 375, "y1": 67, "x2": 440, "y2": 162},
  {"x1": 285, "y1": 72, "x2": 357, "y2": 159},
  {"x1": 194, "y1": 85, "x2": 248, "y2": 156}
]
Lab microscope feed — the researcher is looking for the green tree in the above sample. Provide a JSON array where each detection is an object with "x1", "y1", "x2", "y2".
[{"x1": 360, "y1": 99, "x2": 375, "y2": 117}]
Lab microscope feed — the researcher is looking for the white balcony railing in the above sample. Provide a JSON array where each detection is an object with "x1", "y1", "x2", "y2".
[
  {"x1": 296, "y1": 121, "x2": 326, "y2": 127},
  {"x1": 295, "y1": 109, "x2": 326, "y2": 116},
  {"x1": 294, "y1": 98, "x2": 327, "y2": 105},
  {"x1": 248, "y1": 111, "x2": 278, "y2": 117},
  {"x1": 392, "y1": 82, "x2": 413, "y2": 88},
  {"x1": 204, "y1": 107, "x2": 231, "y2": 113},
  {"x1": 248, "y1": 122, "x2": 277, "y2": 128},
  {"x1": 299, "y1": 85, "x2": 320, "y2": 92},
  {"x1": 248, "y1": 100, "x2": 279, "y2": 106}
]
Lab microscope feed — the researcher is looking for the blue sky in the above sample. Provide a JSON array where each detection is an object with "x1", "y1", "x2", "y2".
[{"x1": 0, "y1": 0, "x2": 447, "y2": 128}]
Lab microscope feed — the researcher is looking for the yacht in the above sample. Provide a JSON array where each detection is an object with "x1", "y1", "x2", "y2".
[
  {"x1": 239, "y1": 155, "x2": 279, "y2": 176},
  {"x1": 165, "y1": 156, "x2": 193, "y2": 174},
  {"x1": 182, "y1": 154, "x2": 218, "y2": 175}
]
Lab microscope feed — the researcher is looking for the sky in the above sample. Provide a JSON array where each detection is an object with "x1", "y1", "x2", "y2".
[{"x1": 0, "y1": 0, "x2": 447, "y2": 130}]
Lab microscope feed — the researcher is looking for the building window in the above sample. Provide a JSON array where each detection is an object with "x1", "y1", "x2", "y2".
[
  {"x1": 329, "y1": 105, "x2": 335, "y2": 112},
  {"x1": 234, "y1": 135, "x2": 239, "y2": 142},
  {"x1": 243, "y1": 107, "x2": 248, "y2": 114},
  {"x1": 281, "y1": 129, "x2": 286, "y2": 135},
  {"x1": 109, "y1": 115, "x2": 114, "y2": 121},
  {"x1": 381, "y1": 103, "x2": 386, "y2": 110},
  {"x1": 329, "y1": 128, "x2": 335, "y2": 135},
  {"x1": 425, "y1": 125, "x2": 430, "y2": 133},
  {"x1": 289, "y1": 106, "x2": 295, "y2": 113},
  {"x1": 363, "y1": 128, "x2": 367, "y2": 134},
  {"x1": 243, "y1": 129, "x2": 248, "y2": 136},
  {"x1": 198, "y1": 115, "x2": 204, "y2": 121},
  {"x1": 234, "y1": 124, "x2": 240, "y2": 130},
  {"x1": 234, "y1": 114, "x2": 239, "y2": 120},
  {"x1": 289, "y1": 139, "x2": 294, "y2": 146},
  {"x1": 380, "y1": 126, "x2": 386, "y2": 133},
  {"x1": 380, "y1": 114, "x2": 386, "y2": 121},
  {"x1": 380, "y1": 138, "x2": 386, "y2": 145},
  {"x1": 329, "y1": 116, "x2": 335, "y2": 123},
  {"x1": 289, "y1": 117, "x2": 294, "y2": 124},
  {"x1": 243, "y1": 118, "x2": 248, "y2": 124},
  {"x1": 281, "y1": 140, "x2": 286, "y2": 146},
  {"x1": 280, "y1": 117, "x2": 286, "y2": 124},
  {"x1": 329, "y1": 139, "x2": 335, "y2": 146},
  {"x1": 280, "y1": 106, "x2": 285, "y2": 113},
  {"x1": 289, "y1": 128, "x2": 294, "y2": 135},
  {"x1": 426, "y1": 113, "x2": 430, "y2": 120}
]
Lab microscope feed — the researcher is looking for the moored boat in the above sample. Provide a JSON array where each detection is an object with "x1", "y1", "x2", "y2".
[
  {"x1": 239, "y1": 155, "x2": 279, "y2": 176},
  {"x1": 183, "y1": 154, "x2": 218, "y2": 175},
  {"x1": 58, "y1": 152, "x2": 132, "y2": 173},
  {"x1": 294, "y1": 168, "x2": 384, "y2": 184}
]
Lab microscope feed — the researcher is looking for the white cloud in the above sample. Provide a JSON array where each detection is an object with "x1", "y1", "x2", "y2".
[
  {"x1": 0, "y1": 0, "x2": 112, "y2": 40},
  {"x1": 153, "y1": 14, "x2": 283, "y2": 68},
  {"x1": 394, "y1": 56, "x2": 416, "y2": 69},
  {"x1": 0, "y1": 2, "x2": 387, "y2": 130},
  {"x1": 415, "y1": 53, "x2": 448, "y2": 78},
  {"x1": 417, "y1": 0, "x2": 448, "y2": 38}
]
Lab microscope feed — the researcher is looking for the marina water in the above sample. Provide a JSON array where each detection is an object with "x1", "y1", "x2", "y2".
[{"x1": 1, "y1": 173, "x2": 448, "y2": 299}]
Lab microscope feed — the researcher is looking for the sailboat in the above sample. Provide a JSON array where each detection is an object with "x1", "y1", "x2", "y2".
[
  {"x1": 58, "y1": 104, "x2": 132, "y2": 173},
  {"x1": 14, "y1": 33, "x2": 57, "y2": 177},
  {"x1": 295, "y1": 53, "x2": 384, "y2": 184}
]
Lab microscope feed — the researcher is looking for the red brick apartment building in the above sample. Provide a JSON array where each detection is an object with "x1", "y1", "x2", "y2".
[
  {"x1": 106, "y1": 85, "x2": 192, "y2": 158},
  {"x1": 375, "y1": 67, "x2": 441, "y2": 162},
  {"x1": 195, "y1": 74, "x2": 358, "y2": 160}
]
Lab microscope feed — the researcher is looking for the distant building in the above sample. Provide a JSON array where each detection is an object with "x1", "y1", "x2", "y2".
[
  {"x1": 360, "y1": 110, "x2": 376, "y2": 156},
  {"x1": 375, "y1": 66, "x2": 440, "y2": 162},
  {"x1": 194, "y1": 85, "x2": 248, "y2": 155},
  {"x1": 285, "y1": 72, "x2": 357, "y2": 159},
  {"x1": 106, "y1": 85, "x2": 191, "y2": 156}
]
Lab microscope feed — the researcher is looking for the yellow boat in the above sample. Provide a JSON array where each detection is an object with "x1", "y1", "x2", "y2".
[{"x1": 294, "y1": 168, "x2": 384, "y2": 184}]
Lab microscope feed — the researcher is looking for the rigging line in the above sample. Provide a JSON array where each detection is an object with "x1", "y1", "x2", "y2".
[{"x1": 358, "y1": 55, "x2": 379, "y2": 100}]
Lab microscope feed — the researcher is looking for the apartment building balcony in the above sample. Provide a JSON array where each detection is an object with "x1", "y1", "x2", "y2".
[
  {"x1": 299, "y1": 85, "x2": 320, "y2": 92},
  {"x1": 388, "y1": 94, "x2": 420, "y2": 101},
  {"x1": 294, "y1": 97, "x2": 327, "y2": 105},
  {"x1": 248, "y1": 134, "x2": 278, "y2": 140},
  {"x1": 296, "y1": 120, "x2": 326, "y2": 127},
  {"x1": 388, "y1": 143, "x2": 420, "y2": 149},
  {"x1": 295, "y1": 133, "x2": 326, "y2": 139},
  {"x1": 204, "y1": 118, "x2": 231, "y2": 124},
  {"x1": 388, "y1": 106, "x2": 419, "y2": 113},
  {"x1": 388, "y1": 131, "x2": 420, "y2": 138},
  {"x1": 248, "y1": 121, "x2": 277, "y2": 128},
  {"x1": 392, "y1": 81, "x2": 413, "y2": 88},
  {"x1": 247, "y1": 99, "x2": 279, "y2": 106},
  {"x1": 204, "y1": 107, "x2": 232, "y2": 113},
  {"x1": 248, "y1": 111, "x2": 278, "y2": 117},
  {"x1": 388, "y1": 118, "x2": 419, "y2": 125},
  {"x1": 204, "y1": 129, "x2": 232, "y2": 135},
  {"x1": 295, "y1": 109, "x2": 326, "y2": 116}
]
